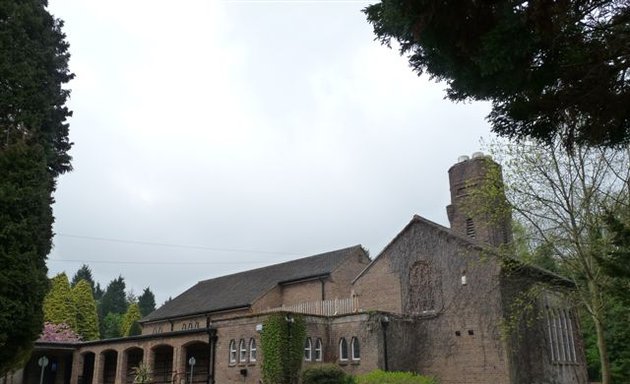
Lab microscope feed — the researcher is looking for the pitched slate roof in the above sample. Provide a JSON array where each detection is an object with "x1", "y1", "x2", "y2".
[{"x1": 141, "y1": 245, "x2": 365, "y2": 322}]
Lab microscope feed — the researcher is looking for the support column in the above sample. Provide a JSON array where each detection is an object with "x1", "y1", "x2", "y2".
[
  {"x1": 92, "y1": 353, "x2": 104, "y2": 384},
  {"x1": 114, "y1": 351, "x2": 126, "y2": 384},
  {"x1": 208, "y1": 329, "x2": 217, "y2": 384},
  {"x1": 173, "y1": 346, "x2": 185, "y2": 384},
  {"x1": 145, "y1": 348, "x2": 154, "y2": 383},
  {"x1": 70, "y1": 351, "x2": 82, "y2": 384}
]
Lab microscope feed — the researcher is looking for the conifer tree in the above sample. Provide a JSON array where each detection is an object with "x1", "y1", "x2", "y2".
[
  {"x1": 364, "y1": 0, "x2": 630, "y2": 149},
  {"x1": 138, "y1": 287, "x2": 156, "y2": 317},
  {"x1": 0, "y1": 0, "x2": 73, "y2": 373},
  {"x1": 72, "y1": 279, "x2": 99, "y2": 340},
  {"x1": 43, "y1": 273, "x2": 76, "y2": 330},
  {"x1": 102, "y1": 312, "x2": 122, "y2": 339},
  {"x1": 71, "y1": 264, "x2": 95, "y2": 294},
  {"x1": 99, "y1": 276, "x2": 127, "y2": 336},
  {"x1": 121, "y1": 303, "x2": 142, "y2": 337},
  {"x1": 100, "y1": 276, "x2": 128, "y2": 316}
]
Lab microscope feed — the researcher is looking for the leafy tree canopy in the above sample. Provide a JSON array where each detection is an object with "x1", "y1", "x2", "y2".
[
  {"x1": 364, "y1": 0, "x2": 630, "y2": 148},
  {"x1": 39, "y1": 322, "x2": 81, "y2": 343},
  {"x1": 479, "y1": 139, "x2": 629, "y2": 384}
]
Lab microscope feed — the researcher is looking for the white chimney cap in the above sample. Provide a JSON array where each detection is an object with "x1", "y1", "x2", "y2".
[
  {"x1": 472, "y1": 151, "x2": 484, "y2": 159},
  {"x1": 457, "y1": 155, "x2": 470, "y2": 162}
]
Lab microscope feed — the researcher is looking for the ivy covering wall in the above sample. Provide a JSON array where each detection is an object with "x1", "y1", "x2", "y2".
[{"x1": 261, "y1": 312, "x2": 306, "y2": 384}]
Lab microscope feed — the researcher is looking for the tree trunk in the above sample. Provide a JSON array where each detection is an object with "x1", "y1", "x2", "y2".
[
  {"x1": 594, "y1": 315, "x2": 611, "y2": 384},
  {"x1": 589, "y1": 278, "x2": 611, "y2": 384}
]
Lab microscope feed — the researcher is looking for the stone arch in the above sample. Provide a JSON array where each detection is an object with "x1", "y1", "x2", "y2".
[
  {"x1": 101, "y1": 350, "x2": 118, "y2": 384},
  {"x1": 151, "y1": 345, "x2": 174, "y2": 384},
  {"x1": 182, "y1": 341, "x2": 210, "y2": 384},
  {"x1": 124, "y1": 347, "x2": 144, "y2": 384},
  {"x1": 79, "y1": 351, "x2": 96, "y2": 384}
]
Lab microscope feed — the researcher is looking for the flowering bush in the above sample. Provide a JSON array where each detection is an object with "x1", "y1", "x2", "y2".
[{"x1": 39, "y1": 322, "x2": 82, "y2": 342}]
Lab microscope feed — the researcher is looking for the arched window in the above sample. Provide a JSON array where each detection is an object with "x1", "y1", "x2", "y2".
[
  {"x1": 304, "y1": 337, "x2": 312, "y2": 361},
  {"x1": 351, "y1": 337, "x2": 360, "y2": 360},
  {"x1": 229, "y1": 340, "x2": 237, "y2": 364},
  {"x1": 339, "y1": 338, "x2": 348, "y2": 361},
  {"x1": 239, "y1": 339, "x2": 247, "y2": 362},
  {"x1": 249, "y1": 338, "x2": 257, "y2": 362},
  {"x1": 314, "y1": 338, "x2": 323, "y2": 361},
  {"x1": 182, "y1": 323, "x2": 187, "y2": 330}
]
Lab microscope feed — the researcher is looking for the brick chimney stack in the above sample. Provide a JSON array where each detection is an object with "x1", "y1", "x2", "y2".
[{"x1": 446, "y1": 152, "x2": 512, "y2": 247}]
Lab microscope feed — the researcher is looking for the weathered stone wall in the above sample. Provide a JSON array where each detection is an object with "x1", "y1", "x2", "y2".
[
  {"x1": 446, "y1": 155, "x2": 512, "y2": 247},
  {"x1": 354, "y1": 218, "x2": 511, "y2": 384},
  {"x1": 327, "y1": 314, "x2": 379, "y2": 376},
  {"x1": 500, "y1": 275, "x2": 588, "y2": 384}
]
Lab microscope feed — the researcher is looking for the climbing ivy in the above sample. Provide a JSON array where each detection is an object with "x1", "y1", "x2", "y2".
[{"x1": 261, "y1": 312, "x2": 306, "y2": 384}]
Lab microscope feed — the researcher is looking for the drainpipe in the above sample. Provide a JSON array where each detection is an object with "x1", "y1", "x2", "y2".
[
  {"x1": 207, "y1": 328, "x2": 217, "y2": 384},
  {"x1": 381, "y1": 315, "x2": 390, "y2": 371}
]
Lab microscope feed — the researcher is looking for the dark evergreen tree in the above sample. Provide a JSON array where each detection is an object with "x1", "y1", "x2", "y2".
[
  {"x1": 98, "y1": 276, "x2": 127, "y2": 336},
  {"x1": 101, "y1": 312, "x2": 122, "y2": 339},
  {"x1": 94, "y1": 283, "x2": 104, "y2": 301},
  {"x1": 71, "y1": 264, "x2": 95, "y2": 294},
  {"x1": 128, "y1": 321, "x2": 142, "y2": 337},
  {"x1": 138, "y1": 287, "x2": 156, "y2": 317},
  {"x1": 0, "y1": 0, "x2": 73, "y2": 374},
  {"x1": 100, "y1": 276, "x2": 127, "y2": 315},
  {"x1": 0, "y1": 143, "x2": 52, "y2": 373},
  {"x1": 364, "y1": 0, "x2": 630, "y2": 149}
]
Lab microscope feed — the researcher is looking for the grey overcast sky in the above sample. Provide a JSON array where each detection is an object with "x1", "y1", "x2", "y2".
[{"x1": 46, "y1": 0, "x2": 494, "y2": 305}]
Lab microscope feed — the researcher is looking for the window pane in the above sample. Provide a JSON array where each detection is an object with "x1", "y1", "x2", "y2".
[
  {"x1": 249, "y1": 338, "x2": 257, "y2": 362},
  {"x1": 304, "y1": 337, "x2": 312, "y2": 361},
  {"x1": 315, "y1": 338, "x2": 322, "y2": 361},
  {"x1": 239, "y1": 339, "x2": 247, "y2": 362},
  {"x1": 229, "y1": 340, "x2": 236, "y2": 363},
  {"x1": 339, "y1": 338, "x2": 348, "y2": 360},
  {"x1": 351, "y1": 337, "x2": 360, "y2": 360}
]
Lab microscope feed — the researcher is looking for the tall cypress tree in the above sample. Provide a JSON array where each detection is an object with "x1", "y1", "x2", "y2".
[
  {"x1": 121, "y1": 303, "x2": 142, "y2": 337},
  {"x1": 42, "y1": 273, "x2": 76, "y2": 330},
  {"x1": 72, "y1": 279, "x2": 99, "y2": 341},
  {"x1": 0, "y1": 0, "x2": 73, "y2": 374}
]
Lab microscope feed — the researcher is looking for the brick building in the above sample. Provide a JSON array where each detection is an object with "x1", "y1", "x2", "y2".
[{"x1": 13, "y1": 154, "x2": 587, "y2": 384}]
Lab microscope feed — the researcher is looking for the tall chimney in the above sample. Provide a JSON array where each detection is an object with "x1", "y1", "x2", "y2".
[{"x1": 446, "y1": 153, "x2": 512, "y2": 247}]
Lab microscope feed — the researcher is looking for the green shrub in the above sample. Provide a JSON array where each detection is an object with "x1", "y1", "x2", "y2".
[
  {"x1": 355, "y1": 370, "x2": 436, "y2": 384},
  {"x1": 302, "y1": 364, "x2": 355, "y2": 384}
]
